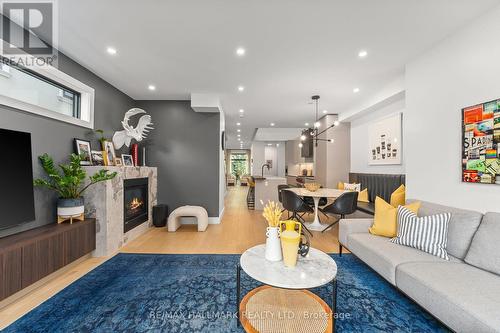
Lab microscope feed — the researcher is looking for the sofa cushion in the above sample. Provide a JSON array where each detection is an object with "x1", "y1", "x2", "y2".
[
  {"x1": 408, "y1": 200, "x2": 483, "y2": 259},
  {"x1": 396, "y1": 262, "x2": 500, "y2": 333},
  {"x1": 465, "y1": 212, "x2": 500, "y2": 276},
  {"x1": 346, "y1": 233, "x2": 458, "y2": 284},
  {"x1": 391, "y1": 206, "x2": 450, "y2": 260}
]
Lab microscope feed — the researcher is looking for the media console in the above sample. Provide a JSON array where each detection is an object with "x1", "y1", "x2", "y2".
[{"x1": 0, "y1": 219, "x2": 96, "y2": 301}]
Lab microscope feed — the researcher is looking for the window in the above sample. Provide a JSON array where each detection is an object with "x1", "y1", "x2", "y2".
[{"x1": 0, "y1": 60, "x2": 95, "y2": 128}]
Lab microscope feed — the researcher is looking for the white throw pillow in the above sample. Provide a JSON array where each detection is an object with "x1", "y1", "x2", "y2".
[
  {"x1": 343, "y1": 182, "x2": 361, "y2": 192},
  {"x1": 391, "y1": 206, "x2": 451, "y2": 260}
]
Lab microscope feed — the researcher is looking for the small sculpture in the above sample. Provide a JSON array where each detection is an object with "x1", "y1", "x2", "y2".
[{"x1": 112, "y1": 108, "x2": 154, "y2": 149}]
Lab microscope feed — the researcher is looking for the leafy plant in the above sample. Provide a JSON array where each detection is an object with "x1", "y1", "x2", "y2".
[
  {"x1": 94, "y1": 129, "x2": 107, "y2": 149},
  {"x1": 33, "y1": 153, "x2": 117, "y2": 199}
]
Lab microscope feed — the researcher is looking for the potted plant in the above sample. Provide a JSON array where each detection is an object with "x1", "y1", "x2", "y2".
[{"x1": 34, "y1": 153, "x2": 117, "y2": 221}]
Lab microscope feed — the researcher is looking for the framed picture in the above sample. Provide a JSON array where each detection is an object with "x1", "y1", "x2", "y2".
[
  {"x1": 74, "y1": 139, "x2": 92, "y2": 165},
  {"x1": 462, "y1": 99, "x2": 500, "y2": 184},
  {"x1": 368, "y1": 113, "x2": 402, "y2": 165},
  {"x1": 122, "y1": 154, "x2": 134, "y2": 167},
  {"x1": 114, "y1": 157, "x2": 123, "y2": 166},
  {"x1": 103, "y1": 140, "x2": 116, "y2": 166},
  {"x1": 91, "y1": 150, "x2": 105, "y2": 166}
]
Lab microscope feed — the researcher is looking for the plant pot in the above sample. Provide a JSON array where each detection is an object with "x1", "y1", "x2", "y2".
[{"x1": 57, "y1": 197, "x2": 85, "y2": 217}]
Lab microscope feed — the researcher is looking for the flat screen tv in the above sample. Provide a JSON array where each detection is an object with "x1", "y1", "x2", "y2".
[{"x1": 0, "y1": 128, "x2": 36, "y2": 229}]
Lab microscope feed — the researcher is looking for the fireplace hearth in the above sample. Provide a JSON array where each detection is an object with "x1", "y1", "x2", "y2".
[{"x1": 124, "y1": 178, "x2": 149, "y2": 233}]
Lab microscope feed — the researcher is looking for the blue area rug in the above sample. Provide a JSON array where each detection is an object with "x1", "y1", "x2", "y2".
[{"x1": 4, "y1": 253, "x2": 448, "y2": 332}]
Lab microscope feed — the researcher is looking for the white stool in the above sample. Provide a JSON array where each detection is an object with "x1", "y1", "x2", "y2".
[{"x1": 167, "y1": 205, "x2": 209, "y2": 232}]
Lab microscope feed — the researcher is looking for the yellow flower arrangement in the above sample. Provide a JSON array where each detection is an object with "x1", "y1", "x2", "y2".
[{"x1": 262, "y1": 200, "x2": 282, "y2": 227}]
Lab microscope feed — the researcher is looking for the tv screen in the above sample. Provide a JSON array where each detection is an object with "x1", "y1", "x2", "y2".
[{"x1": 0, "y1": 128, "x2": 36, "y2": 229}]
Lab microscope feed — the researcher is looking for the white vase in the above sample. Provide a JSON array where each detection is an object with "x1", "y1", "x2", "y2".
[{"x1": 265, "y1": 226, "x2": 283, "y2": 262}]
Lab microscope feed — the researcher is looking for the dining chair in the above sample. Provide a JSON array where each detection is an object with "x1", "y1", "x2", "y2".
[
  {"x1": 277, "y1": 184, "x2": 292, "y2": 218},
  {"x1": 281, "y1": 189, "x2": 314, "y2": 237},
  {"x1": 321, "y1": 191, "x2": 358, "y2": 233}
]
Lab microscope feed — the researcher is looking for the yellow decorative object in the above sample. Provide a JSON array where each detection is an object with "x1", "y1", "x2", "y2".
[
  {"x1": 280, "y1": 220, "x2": 301, "y2": 267},
  {"x1": 304, "y1": 182, "x2": 321, "y2": 192},
  {"x1": 358, "y1": 188, "x2": 369, "y2": 203},
  {"x1": 262, "y1": 201, "x2": 282, "y2": 227},
  {"x1": 369, "y1": 197, "x2": 421, "y2": 238},
  {"x1": 390, "y1": 184, "x2": 406, "y2": 208},
  {"x1": 337, "y1": 182, "x2": 345, "y2": 190}
]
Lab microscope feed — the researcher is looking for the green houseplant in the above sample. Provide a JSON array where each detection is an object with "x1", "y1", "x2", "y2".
[{"x1": 34, "y1": 153, "x2": 117, "y2": 221}]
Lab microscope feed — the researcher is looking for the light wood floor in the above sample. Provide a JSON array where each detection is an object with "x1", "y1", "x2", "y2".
[{"x1": 0, "y1": 186, "x2": 341, "y2": 329}]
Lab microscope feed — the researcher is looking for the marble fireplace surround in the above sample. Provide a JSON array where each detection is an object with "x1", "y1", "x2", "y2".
[{"x1": 83, "y1": 166, "x2": 157, "y2": 257}]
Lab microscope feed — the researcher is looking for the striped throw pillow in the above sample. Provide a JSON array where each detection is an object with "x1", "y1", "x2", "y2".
[{"x1": 391, "y1": 206, "x2": 451, "y2": 260}]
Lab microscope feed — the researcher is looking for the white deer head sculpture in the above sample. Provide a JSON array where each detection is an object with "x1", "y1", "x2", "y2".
[{"x1": 112, "y1": 108, "x2": 154, "y2": 149}]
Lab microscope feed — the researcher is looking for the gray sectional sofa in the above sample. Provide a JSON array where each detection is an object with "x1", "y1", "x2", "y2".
[{"x1": 339, "y1": 200, "x2": 500, "y2": 333}]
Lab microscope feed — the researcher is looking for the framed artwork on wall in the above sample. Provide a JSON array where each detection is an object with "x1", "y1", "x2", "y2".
[
  {"x1": 462, "y1": 99, "x2": 500, "y2": 184},
  {"x1": 368, "y1": 113, "x2": 402, "y2": 165}
]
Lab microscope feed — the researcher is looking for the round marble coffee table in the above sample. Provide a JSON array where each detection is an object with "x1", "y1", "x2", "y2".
[{"x1": 236, "y1": 244, "x2": 338, "y2": 332}]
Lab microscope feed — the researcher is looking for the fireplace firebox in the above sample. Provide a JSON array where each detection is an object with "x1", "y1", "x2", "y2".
[{"x1": 123, "y1": 178, "x2": 149, "y2": 233}]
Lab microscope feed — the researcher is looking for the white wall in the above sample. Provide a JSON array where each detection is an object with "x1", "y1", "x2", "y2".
[
  {"x1": 251, "y1": 142, "x2": 286, "y2": 177},
  {"x1": 350, "y1": 97, "x2": 405, "y2": 175},
  {"x1": 405, "y1": 5, "x2": 500, "y2": 213},
  {"x1": 315, "y1": 115, "x2": 351, "y2": 187}
]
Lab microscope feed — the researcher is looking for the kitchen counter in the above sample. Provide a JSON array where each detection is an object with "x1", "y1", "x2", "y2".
[{"x1": 252, "y1": 176, "x2": 287, "y2": 209}]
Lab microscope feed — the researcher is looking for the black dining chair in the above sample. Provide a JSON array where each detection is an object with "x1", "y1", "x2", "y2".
[
  {"x1": 281, "y1": 189, "x2": 314, "y2": 237},
  {"x1": 321, "y1": 191, "x2": 358, "y2": 233},
  {"x1": 277, "y1": 184, "x2": 292, "y2": 218}
]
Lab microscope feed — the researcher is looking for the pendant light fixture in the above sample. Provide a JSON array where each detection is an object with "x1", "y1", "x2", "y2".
[{"x1": 300, "y1": 95, "x2": 339, "y2": 147}]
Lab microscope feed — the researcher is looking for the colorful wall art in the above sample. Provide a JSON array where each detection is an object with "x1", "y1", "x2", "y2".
[
  {"x1": 462, "y1": 99, "x2": 500, "y2": 184},
  {"x1": 368, "y1": 113, "x2": 402, "y2": 165}
]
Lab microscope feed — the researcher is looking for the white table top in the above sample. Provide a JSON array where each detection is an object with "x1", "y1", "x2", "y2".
[
  {"x1": 285, "y1": 187, "x2": 347, "y2": 198},
  {"x1": 240, "y1": 244, "x2": 337, "y2": 289}
]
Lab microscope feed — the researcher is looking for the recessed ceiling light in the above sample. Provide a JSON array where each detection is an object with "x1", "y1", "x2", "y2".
[
  {"x1": 270, "y1": 123, "x2": 275, "y2": 127},
  {"x1": 238, "y1": 86, "x2": 245, "y2": 92},
  {"x1": 276, "y1": 143, "x2": 280, "y2": 147},
  {"x1": 239, "y1": 109, "x2": 244, "y2": 113},
  {"x1": 106, "y1": 47, "x2": 117, "y2": 55},
  {"x1": 236, "y1": 122, "x2": 241, "y2": 126},
  {"x1": 236, "y1": 47, "x2": 246, "y2": 56},
  {"x1": 358, "y1": 50, "x2": 368, "y2": 58},
  {"x1": 237, "y1": 138, "x2": 241, "y2": 141},
  {"x1": 314, "y1": 121, "x2": 321, "y2": 128},
  {"x1": 148, "y1": 85, "x2": 156, "y2": 91},
  {"x1": 323, "y1": 110, "x2": 328, "y2": 114},
  {"x1": 305, "y1": 122, "x2": 309, "y2": 126},
  {"x1": 267, "y1": 143, "x2": 272, "y2": 146},
  {"x1": 353, "y1": 87, "x2": 360, "y2": 93},
  {"x1": 300, "y1": 135, "x2": 307, "y2": 141},
  {"x1": 237, "y1": 134, "x2": 241, "y2": 137},
  {"x1": 298, "y1": 143, "x2": 303, "y2": 148},
  {"x1": 237, "y1": 129, "x2": 241, "y2": 132},
  {"x1": 334, "y1": 121, "x2": 340, "y2": 126}
]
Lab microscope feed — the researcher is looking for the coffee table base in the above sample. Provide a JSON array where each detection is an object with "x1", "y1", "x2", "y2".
[
  {"x1": 239, "y1": 286, "x2": 333, "y2": 333},
  {"x1": 236, "y1": 264, "x2": 337, "y2": 333}
]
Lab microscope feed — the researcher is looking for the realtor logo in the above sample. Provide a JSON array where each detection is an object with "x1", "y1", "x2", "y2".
[{"x1": 0, "y1": 0, "x2": 58, "y2": 67}]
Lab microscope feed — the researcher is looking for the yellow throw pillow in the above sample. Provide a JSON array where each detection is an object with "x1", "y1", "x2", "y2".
[
  {"x1": 390, "y1": 184, "x2": 406, "y2": 208},
  {"x1": 337, "y1": 182, "x2": 345, "y2": 190},
  {"x1": 369, "y1": 197, "x2": 420, "y2": 238},
  {"x1": 358, "y1": 188, "x2": 369, "y2": 203}
]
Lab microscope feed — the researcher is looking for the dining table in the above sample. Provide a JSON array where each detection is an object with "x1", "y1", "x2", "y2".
[{"x1": 284, "y1": 187, "x2": 347, "y2": 231}]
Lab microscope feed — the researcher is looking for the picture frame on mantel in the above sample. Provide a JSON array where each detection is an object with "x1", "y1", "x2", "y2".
[
  {"x1": 368, "y1": 113, "x2": 402, "y2": 165},
  {"x1": 122, "y1": 154, "x2": 134, "y2": 167},
  {"x1": 103, "y1": 140, "x2": 116, "y2": 166},
  {"x1": 74, "y1": 138, "x2": 93, "y2": 165}
]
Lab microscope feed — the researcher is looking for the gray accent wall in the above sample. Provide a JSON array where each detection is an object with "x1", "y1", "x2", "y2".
[
  {"x1": 135, "y1": 100, "x2": 220, "y2": 217},
  {"x1": 0, "y1": 53, "x2": 135, "y2": 238}
]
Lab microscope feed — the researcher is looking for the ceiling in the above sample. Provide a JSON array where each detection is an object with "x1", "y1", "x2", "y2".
[{"x1": 56, "y1": 0, "x2": 499, "y2": 149}]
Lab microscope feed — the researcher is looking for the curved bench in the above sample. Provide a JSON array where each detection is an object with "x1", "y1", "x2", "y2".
[{"x1": 167, "y1": 205, "x2": 208, "y2": 232}]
